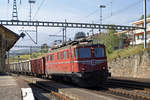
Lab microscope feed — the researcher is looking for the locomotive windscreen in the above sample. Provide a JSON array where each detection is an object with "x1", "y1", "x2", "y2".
[
  {"x1": 94, "y1": 48, "x2": 104, "y2": 57},
  {"x1": 78, "y1": 48, "x2": 91, "y2": 58}
]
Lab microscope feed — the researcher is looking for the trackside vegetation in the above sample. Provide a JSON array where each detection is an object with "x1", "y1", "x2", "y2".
[{"x1": 92, "y1": 28, "x2": 150, "y2": 61}]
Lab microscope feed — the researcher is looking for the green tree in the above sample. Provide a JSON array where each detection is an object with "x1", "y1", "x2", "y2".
[
  {"x1": 100, "y1": 29, "x2": 119, "y2": 54},
  {"x1": 139, "y1": 14, "x2": 150, "y2": 20},
  {"x1": 148, "y1": 14, "x2": 150, "y2": 18},
  {"x1": 41, "y1": 43, "x2": 48, "y2": 53},
  {"x1": 140, "y1": 15, "x2": 144, "y2": 20}
]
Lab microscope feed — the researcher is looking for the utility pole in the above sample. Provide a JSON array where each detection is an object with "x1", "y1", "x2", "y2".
[
  {"x1": 62, "y1": 28, "x2": 65, "y2": 43},
  {"x1": 64, "y1": 19, "x2": 67, "y2": 42},
  {"x1": 62, "y1": 20, "x2": 67, "y2": 43},
  {"x1": 91, "y1": 21, "x2": 94, "y2": 35},
  {"x1": 36, "y1": 25, "x2": 38, "y2": 44},
  {"x1": 30, "y1": 46, "x2": 32, "y2": 58},
  {"x1": 28, "y1": 0, "x2": 36, "y2": 21},
  {"x1": 7, "y1": 51, "x2": 9, "y2": 72},
  {"x1": 12, "y1": 0, "x2": 18, "y2": 20},
  {"x1": 144, "y1": 0, "x2": 147, "y2": 48},
  {"x1": 99, "y1": 5, "x2": 106, "y2": 33}
]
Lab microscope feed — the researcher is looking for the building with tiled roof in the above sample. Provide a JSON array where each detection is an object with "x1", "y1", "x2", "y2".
[{"x1": 115, "y1": 18, "x2": 150, "y2": 45}]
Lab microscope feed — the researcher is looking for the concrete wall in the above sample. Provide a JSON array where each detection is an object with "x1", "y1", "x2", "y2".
[{"x1": 108, "y1": 51, "x2": 150, "y2": 78}]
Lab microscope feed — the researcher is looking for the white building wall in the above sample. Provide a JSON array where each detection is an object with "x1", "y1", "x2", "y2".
[{"x1": 130, "y1": 25, "x2": 150, "y2": 45}]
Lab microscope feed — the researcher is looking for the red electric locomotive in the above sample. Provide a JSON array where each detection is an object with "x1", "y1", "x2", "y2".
[
  {"x1": 45, "y1": 40, "x2": 110, "y2": 87},
  {"x1": 8, "y1": 39, "x2": 110, "y2": 87}
]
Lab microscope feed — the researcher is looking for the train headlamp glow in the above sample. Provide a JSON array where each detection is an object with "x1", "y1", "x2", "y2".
[
  {"x1": 102, "y1": 67, "x2": 106, "y2": 69},
  {"x1": 81, "y1": 67, "x2": 85, "y2": 71}
]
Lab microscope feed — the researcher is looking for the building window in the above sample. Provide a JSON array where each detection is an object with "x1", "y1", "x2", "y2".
[
  {"x1": 147, "y1": 34, "x2": 150, "y2": 39},
  {"x1": 139, "y1": 35, "x2": 143, "y2": 40},
  {"x1": 137, "y1": 35, "x2": 140, "y2": 40}
]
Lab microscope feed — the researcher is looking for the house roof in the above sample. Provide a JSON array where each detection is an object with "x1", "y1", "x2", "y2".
[
  {"x1": 0, "y1": 25, "x2": 20, "y2": 51},
  {"x1": 114, "y1": 30, "x2": 129, "y2": 35},
  {"x1": 132, "y1": 18, "x2": 150, "y2": 25}
]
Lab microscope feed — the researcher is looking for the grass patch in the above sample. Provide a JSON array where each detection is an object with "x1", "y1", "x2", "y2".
[{"x1": 107, "y1": 44, "x2": 144, "y2": 61}]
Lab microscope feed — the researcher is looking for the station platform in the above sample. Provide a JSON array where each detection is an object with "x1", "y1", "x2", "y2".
[{"x1": 0, "y1": 74, "x2": 21, "y2": 100}]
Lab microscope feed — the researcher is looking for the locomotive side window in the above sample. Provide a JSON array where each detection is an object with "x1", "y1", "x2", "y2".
[
  {"x1": 78, "y1": 48, "x2": 91, "y2": 58},
  {"x1": 71, "y1": 49, "x2": 73, "y2": 58},
  {"x1": 67, "y1": 51, "x2": 69, "y2": 58},
  {"x1": 74, "y1": 48, "x2": 78, "y2": 59},
  {"x1": 61, "y1": 52, "x2": 64, "y2": 59},
  {"x1": 48, "y1": 55, "x2": 51, "y2": 61},
  {"x1": 47, "y1": 56, "x2": 49, "y2": 61},
  {"x1": 64, "y1": 51, "x2": 66, "y2": 59},
  {"x1": 57, "y1": 53, "x2": 60, "y2": 60},
  {"x1": 50, "y1": 55, "x2": 54, "y2": 61},
  {"x1": 94, "y1": 48, "x2": 104, "y2": 57}
]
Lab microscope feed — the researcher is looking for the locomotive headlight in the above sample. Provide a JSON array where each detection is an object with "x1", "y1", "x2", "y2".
[
  {"x1": 102, "y1": 67, "x2": 106, "y2": 70},
  {"x1": 81, "y1": 67, "x2": 86, "y2": 71}
]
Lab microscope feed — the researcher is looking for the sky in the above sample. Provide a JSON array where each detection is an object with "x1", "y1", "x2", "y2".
[{"x1": 0, "y1": 0, "x2": 150, "y2": 48}]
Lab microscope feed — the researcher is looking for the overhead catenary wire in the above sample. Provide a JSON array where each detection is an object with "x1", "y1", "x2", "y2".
[
  {"x1": 102, "y1": 0, "x2": 143, "y2": 22},
  {"x1": 33, "y1": 0, "x2": 46, "y2": 20}
]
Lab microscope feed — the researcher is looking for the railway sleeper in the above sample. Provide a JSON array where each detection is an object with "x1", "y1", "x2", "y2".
[{"x1": 108, "y1": 88, "x2": 150, "y2": 100}]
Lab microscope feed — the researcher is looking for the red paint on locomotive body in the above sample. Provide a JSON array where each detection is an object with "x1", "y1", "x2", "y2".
[
  {"x1": 45, "y1": 47, "x2": 77, "y2": 74},
  {"x1": 45, "y1": 44, "x2": 108, "y2": 75}
]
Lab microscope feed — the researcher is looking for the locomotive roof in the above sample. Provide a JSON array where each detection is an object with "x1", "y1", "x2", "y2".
[{"x1": 48, "y1": 42, "x2": 105, "y2": 54}]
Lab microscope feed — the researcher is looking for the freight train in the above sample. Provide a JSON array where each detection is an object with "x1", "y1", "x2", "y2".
[{"x1": 8, "y1": 39, "x2": 110, "y2": 87}]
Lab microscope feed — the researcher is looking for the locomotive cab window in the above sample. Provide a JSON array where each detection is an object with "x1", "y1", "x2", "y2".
[
  {"x1": 78, "y1": 48, "x2": 91, "y2": 58},
  {"x1": 94, "y1": 48, "x2": 104, "y2": 57}
]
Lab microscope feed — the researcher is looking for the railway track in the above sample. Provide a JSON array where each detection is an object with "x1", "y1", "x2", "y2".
[
  {"x1": 23, "y1": 78, "x2": 71, "y2": 100},
  {"x1": 13, "y1": 74, "x2": 128, "y2": 100},
  {"x1": 34, "y1": 83, "x2": 71, "y2": 100},
  {"x1": 102, "y1": 78, "x2": 150, "y2": 100},
  {"x1": 12, "y1": 74, "x2": 150, "y2": 100},
  {"x1": 11, "y1": 74, "x2": 71, "y2": 100}
]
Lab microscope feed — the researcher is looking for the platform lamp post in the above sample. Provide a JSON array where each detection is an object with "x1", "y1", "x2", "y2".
[
  {"x1": 99, "y1": 5, "x2": 106, "y2": 33},
  {"x1": 144, "y1": 0, "x2": 147, "y2": 48}
]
